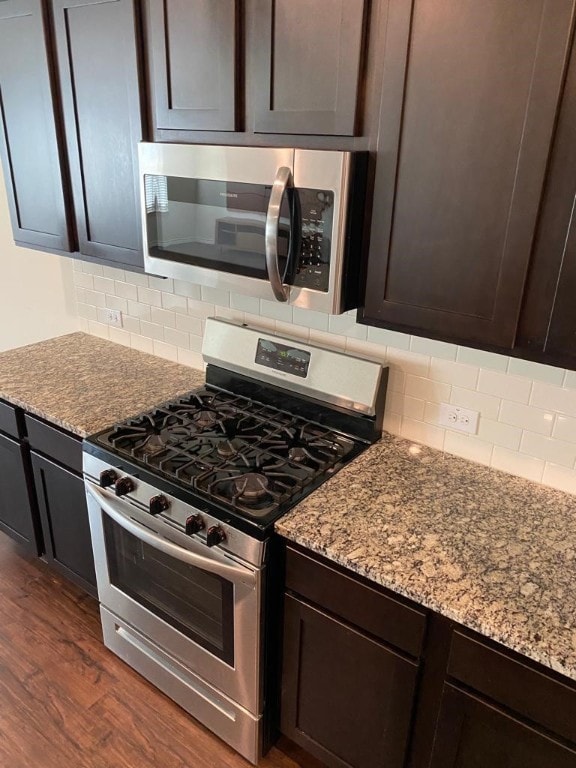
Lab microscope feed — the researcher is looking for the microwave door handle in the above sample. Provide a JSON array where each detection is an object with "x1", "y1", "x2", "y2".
[
  {"x1": 265, "y1": 166, "x2": 292, "y2": 302},
  {"x1": 85, "y1": 483, "x2": 257, "y2": 587}
]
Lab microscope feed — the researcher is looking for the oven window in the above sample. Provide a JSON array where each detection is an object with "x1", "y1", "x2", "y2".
[
  {"x1": 145, "y1": 176, "x2": 292, "y2": 281},
  {"x1": 103, "y1": 516, "x2": 234, "y2": 665}
]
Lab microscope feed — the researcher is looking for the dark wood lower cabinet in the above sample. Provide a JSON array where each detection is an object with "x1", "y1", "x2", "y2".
[
  {"x1": 430, "y1": 684, "x2": 576, "y2": 768},
  {"x1": 0, "y1": 432, "x2": 41, "y2": 554},
  {"x1": 31, "y1": 451, "x2": 96, "y2": 597}
]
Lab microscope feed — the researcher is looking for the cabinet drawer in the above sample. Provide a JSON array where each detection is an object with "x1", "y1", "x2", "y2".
[
  {"x1": 24, "y1": 415, "x2": 82, "y2": 474},
  {"x1": 0, "y1": 400, "x2": 21, "y2": 439},
  {"x1": 448, "y1": 631, "x2": 576, "y2": 745},
  {"x1": 285, "y1": 545, "x2": 426, "y2": 657}
]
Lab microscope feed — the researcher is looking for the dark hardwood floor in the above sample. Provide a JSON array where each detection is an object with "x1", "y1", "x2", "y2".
[{"x1": 0, "y1": 531, "x2": 318, "y2": 768}]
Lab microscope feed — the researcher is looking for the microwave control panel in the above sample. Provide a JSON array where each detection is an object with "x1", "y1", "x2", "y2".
[{"x1": 294, "y1": 189, "x2": 334, "y2": 293}]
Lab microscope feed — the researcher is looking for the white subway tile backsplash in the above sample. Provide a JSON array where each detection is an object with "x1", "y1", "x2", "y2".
[
  {"x1": 477, "y1": 369, "x2": 531, "y2": 404},
  {"x1": 137, "y1": 286, "x2": 163, "y2": 307},
  {"x1": 201, "y1": 286, "x2": 229, "y2": 306},
  {"x1": 105, "y1": 295, "x2": 128, "y2": 314},
  {"x1": 174, "y1": 280, "x2": 202, "y2": 299},
  {"x1": 328, "y1": 311, "x2": 367, "y2": 339},
  {"x1": 127, "y1": 301, "x2": 152, "y2": 322},
  {"x1": 456, "y1": 346, "x2": 509, "y2": 371},
  {"x1": 259, "y1": 299, "x2": 293, "y2": 322},
  {"x1": 405, "y1": 374, "x2": 451, "y2": 403},
  {"x1": 429, "y1": 359, "x2": 479, "y2": 389},
  {"x1": 519, "y1": 431, "x2": 576, "y2": 468},
  {"x1": 230, "y1": 293, "x2": 261, "y2": 314},
  {"x1": 292, "y1": 307, "x2": 329, "y2": 331},
  {"x1": 499, "y1": 400, "x2": 554, "y2": 436},
  {"x1": 542, "y1": 463, "x2": 576, "y2": 494},
  {"x1": 175, "y1": 313, "x2": 203, "y2": 335},
  {"x1": 140, "y1": 321, "x2": 165, "y2": 342},
  {"x1": 410, "y1": 336, "x2": 457, "y2": 361},
  {"x1": 114, "y1": 281, "x2": 138, "y2": 301},
  {"x1": 507, "y1": 357, "x2": 564, "y2": 386},
  {"x1": 130, "y1": 333, "x2": 154, "y2": 354},
  {"x1": 367, "y1": 325, "x2": 411, "y2": 350},
  {"x1": 531, "y1": 382, "x2": 576, "y2": 417},
  {"x1": 76, "y1": 271, "x2": 576, "y2": 495},
  {"x1": 400, "y1": 417, "x2": 445, "y2": 450},
  {"x1": 152, "y1": 339, "x2": 178, "y2": 362},
  {"x1": 93, "y1": 276, "x2": 115, "y2": 294},
  {"x1": 450, "y1": 387, "x2": 500, "y2": 420},
  {"x1": 161, "y1": 292, "x2": 188, "y2": 314},
  {"x1": 444, "y1": 431, "x2": 493, "y2": 466},
  {"x1": 149, "y1": 276, "x2": 173, "y2": 293},
  {"x1": 476, "y1": 418, "x2": 522, "y2": 451},
  {"x1": 150, "y1": 307, "x2": 176, "y2": 328},
  {"x1": 553, "y1": 415, "x2": 576, "y2": 444},
  {"x1": 491, "y1": 447, "x2": 545, "y2": 483}
]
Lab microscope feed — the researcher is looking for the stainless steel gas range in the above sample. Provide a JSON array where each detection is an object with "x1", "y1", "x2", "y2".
[{"x1": 82, "y1": 318, "x2": 388, "y2": 763}]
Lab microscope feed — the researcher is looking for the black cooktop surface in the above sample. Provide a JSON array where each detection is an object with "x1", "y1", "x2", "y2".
[{"x1": 87, "y1": 387, "x2": 366, "y2": 529}]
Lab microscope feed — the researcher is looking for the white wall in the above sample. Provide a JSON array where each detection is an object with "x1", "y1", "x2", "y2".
[{"x1": 0, "y1": 164, "x2": 78, "y2": 352}]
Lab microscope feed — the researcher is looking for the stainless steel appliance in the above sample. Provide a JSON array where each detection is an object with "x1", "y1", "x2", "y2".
[
  {"x1": 82, "y1": 318, "x2": 387, "y2": 763},
  {"x1": 139, "y1": 143, "x2": 368, "y2": 314}
]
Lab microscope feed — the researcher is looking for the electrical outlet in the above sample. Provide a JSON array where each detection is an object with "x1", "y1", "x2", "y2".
[
  {"x1": 104, "y1": 308, "x2": 123, "y2": 327},
  {"x1": 438, "y1": 403, "x2": 479, "y2": 434}
]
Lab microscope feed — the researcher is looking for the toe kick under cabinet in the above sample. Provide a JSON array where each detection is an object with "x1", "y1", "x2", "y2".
[{"x1": 0, "y1": 400, "x2": 96, "y2": 596}]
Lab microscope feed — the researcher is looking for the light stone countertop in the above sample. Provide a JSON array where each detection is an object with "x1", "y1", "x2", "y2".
[
  {"x1": 276, "y1": 432, "x2": 576, "y2": 681},
  {"x1": 0, "y1": 332, "x2": 204, "y2": 436}
]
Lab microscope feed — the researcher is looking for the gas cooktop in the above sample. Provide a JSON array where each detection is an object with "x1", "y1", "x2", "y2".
[
  {"x1": 88, "y1": 386, "x2": 363, "y2": 529},
  {"x1": 83, "y1": 318, "x2": 388, "y2": 536}
]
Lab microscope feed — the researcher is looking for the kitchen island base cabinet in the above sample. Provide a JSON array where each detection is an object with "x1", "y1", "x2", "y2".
[{"x1": 430, "y1": 684, "x2": 576, "y2": 768}]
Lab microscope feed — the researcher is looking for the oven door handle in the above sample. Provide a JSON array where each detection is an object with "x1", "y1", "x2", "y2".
[
  {"x1": 265, "y1": 166, "x2": 292, "y2": 302},
  {"x1": 85, "y1": 483, "x2": 257, "y2": 587}
]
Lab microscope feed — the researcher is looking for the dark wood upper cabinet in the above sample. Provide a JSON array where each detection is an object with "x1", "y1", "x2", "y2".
[
  {"x1": 0, "y1": 0, "x2": 71, "y2": 252},
  {"x1": 361, "y1": 0, "x2": 575, "y2": 348},
  {"x1": 517, "y1": 35, "x2": 576, "y2": 366},
  {"x1": 145, "y1": 0, "x2": 239, "y2": 133},
  {"x1": 51, "y1": 0, "x2": 145, "y2": 268},
  {"x1": 248, "y1": 0, "x2": 367, "y2": 136}
]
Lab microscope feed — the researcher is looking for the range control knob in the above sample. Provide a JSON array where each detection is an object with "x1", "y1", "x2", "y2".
[
  {"x1": 114, "y1": 476, "x2": 135, "y2": 497},
  {"x1": 206, "y1": 525, "x2": 226, "y2": 548},
  {"x1": 185, "y1": 514, "x2": 205, "y2": 536},
  {"x1": 99, "y1": 469, "x2": 118, "y2": 488},
  {"x1": 149, "y1": 495, "x2": 170, "y2": 515}
]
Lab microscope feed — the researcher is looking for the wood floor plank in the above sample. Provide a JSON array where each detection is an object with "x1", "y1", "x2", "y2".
[{"x1": 0, "y1": 533, "x2": 320, "y2": 768}]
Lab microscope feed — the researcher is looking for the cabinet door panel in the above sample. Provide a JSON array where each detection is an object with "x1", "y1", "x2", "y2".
[
  {"x1": 32, "y1": 452, "x2": 96, "y2": 596},
  {"x1": 430, "y1": 684, "x2": 576, "y2": 768},
  {"x1": 146, "y1": 0, "x2": 238, "y2": 132},
  {"x1": 0, "y1": 433, "x2": 40, "y2": 553},
  {"x1": 0, "y1": 0, "x2": 71, "y2": 251},
  {"x1": 281, "y1": 595, "x2": 417, "y2": 768},
  {"x1": 250, "y1": 0, "x2": 366, "y2": 136},
  {"x1": 364, "y1": 0, "x2": 574, "y2": 347},
  {"x1": 52, "y1": 0, "x2": 144, "y2": 267}
]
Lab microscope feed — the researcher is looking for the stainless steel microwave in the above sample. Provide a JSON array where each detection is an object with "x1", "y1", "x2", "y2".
[{"x1": 138, "y1": 143, "x2": 368, "y2": 314}]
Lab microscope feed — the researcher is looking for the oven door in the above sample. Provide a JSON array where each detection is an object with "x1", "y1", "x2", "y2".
[
  {"x1": 85, "y1": 481, "x2": 262, "y2": 714},
  {"x1": 140, "y1": 143, "x2": 296, "y2": 303}
]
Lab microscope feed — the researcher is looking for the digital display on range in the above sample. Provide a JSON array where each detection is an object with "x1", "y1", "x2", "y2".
[{"x1": 255, "y1": 339, "x2": 311, "y2": 378}]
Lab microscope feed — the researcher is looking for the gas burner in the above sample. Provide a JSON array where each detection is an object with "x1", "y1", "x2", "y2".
[
  {"x1": 259, "y1": 423, "x2": 354, "y2": 472},
  {"x1": 217, "y1": 438, "x2": 243, "y2": 459},
  {"x1": 196, "y1": 450, "x2": 315, "y2": 518},
  {"x1": 232, "y1": 472, "x2": 270, "y2": 500},
  {"x1": 192, "y1": 410, "x2": 218, "y2": 429}
]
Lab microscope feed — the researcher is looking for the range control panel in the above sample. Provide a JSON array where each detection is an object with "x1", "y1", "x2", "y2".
[
  {"x1": 255, "y1": 339, "x2": 311, "y2": 378},
  {"x1": 294, "y1": 188, "x2": 334, "y2": 293}
]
